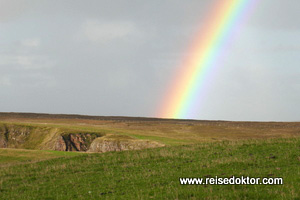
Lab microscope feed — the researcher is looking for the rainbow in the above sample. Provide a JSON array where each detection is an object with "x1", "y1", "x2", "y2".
[{"x1": 158, "y1": 0, "x2": 257, "y2": 119}]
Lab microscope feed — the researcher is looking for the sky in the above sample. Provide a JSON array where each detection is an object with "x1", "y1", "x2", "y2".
[{"x1": 0, "y1": 0, "x2": 299, "y2": 121}]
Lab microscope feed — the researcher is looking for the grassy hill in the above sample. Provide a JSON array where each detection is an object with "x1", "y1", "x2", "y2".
[
  {"x1": 0, "y1": 148, "x2": 79, "y2": 166},
  {"x1": 0, "y1": 138, "x2": 299, "y2": 199},
  {"x1": 0, "y1": 113, "x2": 299, "y2": 199}
]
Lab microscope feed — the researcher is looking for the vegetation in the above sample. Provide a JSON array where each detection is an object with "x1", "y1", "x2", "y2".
[
  {"x1": 1, "y1": 113, "x2": 300, "y2": 146},
  {"x1": 0, "y1": 138, "x2": 299, "y2": 199},
  {"x1": 0, "y1": 113, "x2": 299, "y2": 199},
  {"x1": 0, "y1": 148, "x2": 79, "y2": 166}
]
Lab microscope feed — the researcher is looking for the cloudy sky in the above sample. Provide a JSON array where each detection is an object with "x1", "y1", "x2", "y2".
[{"x1": 0, "y1": 0, "x2": 299, "y2": 121}]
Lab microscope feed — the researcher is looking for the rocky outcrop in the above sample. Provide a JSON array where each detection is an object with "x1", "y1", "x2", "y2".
[
  {"x1": 0, "y1": 123, "x2": 164, "y2": 153},
  {"x1": 88, "y1": 135, "x2": 165, "y2": 153},
  {"x1": 62, "y1": 133, "x2": 100, "y2": 151},
  {"x1": 0, "y1": 125, "x2": 7, "y2": 148},
  {"x1": 0, "y1": 123, "x2": 102, "y2": 152},
  {"x1": 0, "y1": 135, "x2": 7, "y2": 148},
  {"x1": 0, "y1": 125, "x2": 32, "y2": 148},
  {"x1": 54, "y1": 136, "x2": 67, "y2": 151}
]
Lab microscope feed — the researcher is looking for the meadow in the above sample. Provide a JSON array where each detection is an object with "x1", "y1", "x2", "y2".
[{"x1": 0, "y1": 113, "x2": 299, "y2": 199}]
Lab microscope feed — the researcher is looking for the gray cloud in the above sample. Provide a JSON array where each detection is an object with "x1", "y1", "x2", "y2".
[
  {"x1": 0, "y1": 0, "x2": 299, "y2": 121},
  {"x1": 81, "y1": 20, "x2": 141, "y2": 43},
  {"x1": 0, "y1": 0, "x2": 32, "y2": 22},
  {"x1": 249, "y1": 0, "x2": 300, "y2": 30}
]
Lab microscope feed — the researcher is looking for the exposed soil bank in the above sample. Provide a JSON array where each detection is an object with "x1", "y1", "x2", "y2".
[
  {"x1": 88, "y1": 135, "x2": 165, "y2": 153},
  {"x1": 0, "y1": 123, "x2": 164, "y2": 152}
]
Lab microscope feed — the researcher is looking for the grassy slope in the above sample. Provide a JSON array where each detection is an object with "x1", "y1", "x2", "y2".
[
  {"x1": 0, "y1": 138, "x2": 299, "y2": 199},
  {"x1": 1, "y1": 118, "x2": 300, "y2": 146},
  {"x1": 0, "y1": 148, "x2": 79, "y2": 166}
]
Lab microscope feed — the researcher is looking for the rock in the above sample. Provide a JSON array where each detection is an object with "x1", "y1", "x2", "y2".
[
  {"x1": 0, "y1": 137, "x2": 7, "y2": 148},
  {"x1": 62, "y1": 133, "x2": 100, "y2": 151},
  {"x1": 0, "y1": 125, "x2": 31, "y2": 148},
  {"x1": 88, "y1": 135, "x2": 165, "y2": 153},
  {"x1": 54, "y1": 136, "x2": 66, "y2": 151},
  {"x1": 0, "y1": 123, "x2": 164, "y2": 153}
]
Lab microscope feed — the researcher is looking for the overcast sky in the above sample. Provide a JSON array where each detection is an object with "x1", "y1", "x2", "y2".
[{"x1": 0, "y1": 0, "x2": 299, "y2": 121}]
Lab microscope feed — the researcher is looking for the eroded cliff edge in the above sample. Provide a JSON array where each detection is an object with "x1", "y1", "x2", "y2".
[{"x1": 0, "y1": 123, "x2": 164, "y2": 153}]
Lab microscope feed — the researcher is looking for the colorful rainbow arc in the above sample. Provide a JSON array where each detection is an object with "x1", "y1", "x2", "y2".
[{"x1": 158, "y1": 0, "x2": 257, "y2": 119}]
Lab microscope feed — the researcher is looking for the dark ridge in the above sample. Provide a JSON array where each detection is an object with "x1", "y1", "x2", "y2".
[
  {"x1": 0, "y1": 112, "x2": 219, "y2": 123},
  {"x1": 0, "y1": 112, "x2": 299, "y2": 128}
]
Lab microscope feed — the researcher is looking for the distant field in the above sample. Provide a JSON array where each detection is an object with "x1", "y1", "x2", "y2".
[
  {"x1": 0, "y1": 138, "x2": 299, "y2": 199},
  {"x1": 0, "y1": 112, "x2": 299, "y2": 146}
]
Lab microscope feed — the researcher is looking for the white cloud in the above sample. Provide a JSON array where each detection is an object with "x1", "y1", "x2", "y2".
[
  {"x1": 21, "y1": 38, "x2": 40, "y2": 47},
  {"x1": 18, "y1": 72, "x2": 57, "y2": 88},
  {"x1": 0, "y1": 76, "x2": 11, "y2": 86},
  {"x1": 0, "y1": 54, "x2": 53, "y2": 70},
  {"x1": 82, "y1": 20, "x2": 140, "y2": 43},
  {"x1": 15, "y1": 55, "x2": 34, "y2": 66}
]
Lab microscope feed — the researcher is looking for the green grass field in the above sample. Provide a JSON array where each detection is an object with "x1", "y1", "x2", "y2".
[
  {"x1": 0, "y1": 148, "x2": 80, "y2": 166},
  {"x1": 0, "y1": 137, "x2": 299, "y2": 199},
  {"x1": 0, "y1": 113, "x2": 299, "y2": 199}
]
